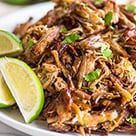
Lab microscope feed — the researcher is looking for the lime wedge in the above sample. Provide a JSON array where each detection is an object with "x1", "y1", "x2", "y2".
[
  {"x1": 0, "y1": 30, "x2": 23, "y2": 56},
  {"x1": 0, "y1": 57, "x2": 44, "y2": 123},
  {"x1": 4, "y1": 0, "x2": 31, "y2": 5},
  {"x1": 0, "y1": 72, "x2": 15, "y2": 108}
]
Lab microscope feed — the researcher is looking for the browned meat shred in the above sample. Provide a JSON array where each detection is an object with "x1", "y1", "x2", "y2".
[{"x1": 15, "y1": 0, "x2": 136, "y2": 135}]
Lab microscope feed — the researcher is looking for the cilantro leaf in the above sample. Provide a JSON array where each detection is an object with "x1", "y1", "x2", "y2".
[
  {"x1": 126, "y1": 117, "x2": 136, "y2": 124},
  {"x1": 63, "y1": 33, "x2": 80, "y2": 44},
  {"x1": 60, "y1": 26, "x2": 67, "y2": 33},
  {"x1": 104, "y1": 11, "x2": 113, "y2": 25},
  {"x1": 126, "y1": 5, "x2": 136, "y2": 13},
  {"x1": 95, "y1": 0, "x2": 104, "y2": 5},
  {"x1": 101, "y1": 45, "x2": 113, "y2": 59},
  {"x1": 28, "y1": 37, "x2": 34, "y2": 49},
  {"x1": 84, "y1": 69, "x2": 101, "y2": 82}
]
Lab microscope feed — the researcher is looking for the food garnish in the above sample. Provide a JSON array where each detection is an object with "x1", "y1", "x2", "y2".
[
  {"x1": 0, "y1": 57, "x2": 44, "y2": 123},
  {"x1": 104, "y1": 11, "x2": 113, "y2": 25},
  {"x1": 0, "y1": 30, "x2": 23, "y2": 56},
  {"x1": 84, "y1": 69, "x2": 101, "y2": 82}
]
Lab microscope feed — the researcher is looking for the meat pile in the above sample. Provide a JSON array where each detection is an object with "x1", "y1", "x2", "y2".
[{"x1": 14, "y1": 0, "x2": 136, "y2": 135}]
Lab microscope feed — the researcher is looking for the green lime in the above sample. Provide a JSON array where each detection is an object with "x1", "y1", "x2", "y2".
[
  {"x1": 0, "y1": 72, "x2": 15, "y2": 108},
  {"x1": 4, "y1": 0, "x2": 31, "y2": 5},
  {"x1": 0, "y1": 30, "x2": 23, "y2": 57},
  {"x1": 0, "y1": 57, "x2": 44, "y2": 123}
]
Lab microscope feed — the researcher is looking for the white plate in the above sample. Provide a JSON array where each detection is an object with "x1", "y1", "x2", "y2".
[{"x1": 0, "y1": 1, "x2": 134, "y2": 136}]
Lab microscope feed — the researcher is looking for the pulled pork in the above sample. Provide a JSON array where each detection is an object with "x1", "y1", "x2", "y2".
[{"x1": 15, "y1": 0, "x2": 136, "y2": 135}]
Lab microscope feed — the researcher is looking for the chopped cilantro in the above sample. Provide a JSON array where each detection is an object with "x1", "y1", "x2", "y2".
[
  {"x1": 126, "y1": 117, "x2": 136, "y2": 124},
  {"x1": 126, "y1": 5, "x2": 136, "y2": 13},
  {"x1": 104, "y1": 11, "x2": 113, "y2": 25},
  {"x1": 63, "y1": 33, "x2": 80, "y2": 44},
  {"x1": 60, "y1": 26, "x2": 67, "y2": 33},
  {"x1": 28, "y1": 37, "x2": 34, "y2": 49},
  {"x1": 101, "y1": 45, "x2": 113, "y2": 59},
  {"x1": 84, "y1": 69, "x2": 101, "y2": 82},
  {"x1": 95, "y1": 0, "x2": 104, "y2": 5}
]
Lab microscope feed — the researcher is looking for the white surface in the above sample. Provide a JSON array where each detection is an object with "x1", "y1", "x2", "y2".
[
  {"x1": 0, "y1": 2, "x2": 22, "y2": 17},
  {"x1": 0, "y1": 122, "x2": 26, "y2": 136},
  {"x1": 0, "y1": 1, "x2": 135, "y2": 136}
]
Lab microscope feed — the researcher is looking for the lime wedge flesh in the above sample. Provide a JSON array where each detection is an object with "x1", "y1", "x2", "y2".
[
  {"x1": 0, "y1": 57, "x2": 44, "y2": 123},
  {"x1": 0, "y1": 30, "x2": 23, "y2": 56},
  {"x1": 0, "y1": 72, "x2": 15, "y2": 108}
]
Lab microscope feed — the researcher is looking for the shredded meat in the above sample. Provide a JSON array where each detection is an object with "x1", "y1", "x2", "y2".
[{"x1": 14, "y1": 0, "x2": 136, "y2": 135}]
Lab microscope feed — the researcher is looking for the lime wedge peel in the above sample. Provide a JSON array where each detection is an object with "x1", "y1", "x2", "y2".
[
  {"x1": 0, "y1": 57, "x2": 44, "y2": 123},
  {"x1": 0, "y1": 30, "x2": 23, "y2": 56},
  {"x1": 0, "y1": 99, "x2": 15, "y2": 108}
]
